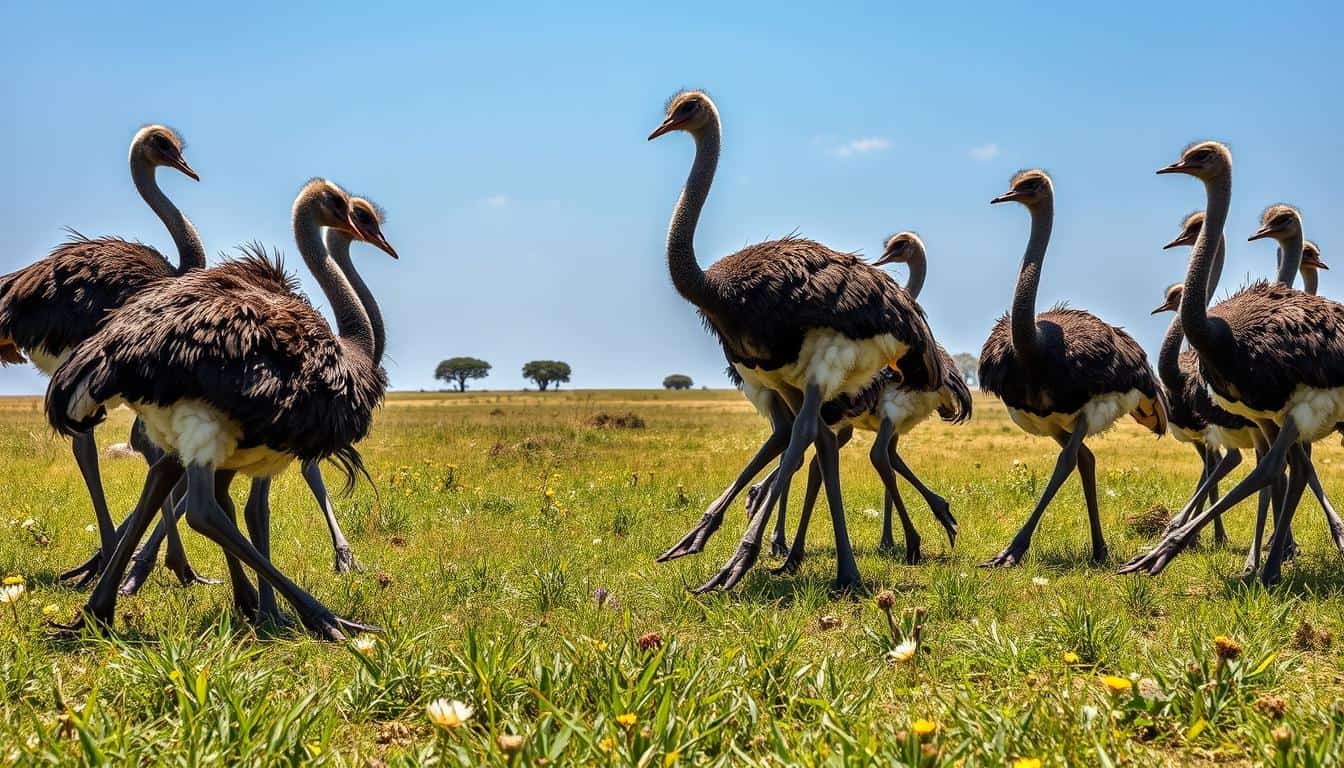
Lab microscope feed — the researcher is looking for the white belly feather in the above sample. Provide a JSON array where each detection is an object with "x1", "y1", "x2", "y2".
[
  {"x1": 1212, "y1": 384, "x2": 1344, "y2": 444},
  {"x1": 26, "y1": 346, "x2": 71, "y2": 377},
  {"x1": 734, "y1": 328, "x2": 908, "y2": 404},
  {"x1": 1006, "y1": 389, "x2": 1142, "y2": 438},
  {"x1": 135, "y1": 400, "x2": 294, "y2": 477}
]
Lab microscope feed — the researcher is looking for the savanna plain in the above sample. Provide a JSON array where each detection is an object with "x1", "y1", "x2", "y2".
[{"x1": 1, "y1": 389, "x2": 1342, "y2": 766}]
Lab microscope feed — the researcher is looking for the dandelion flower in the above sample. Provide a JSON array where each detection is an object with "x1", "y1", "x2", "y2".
[
  {"x1": 0, "y1": 583, "x2": 25, "y2": 604},
  {"x1": 1101, "y1": 675, "x2": 1132, "y2": 695},
  {"x1": 598, "y1": 736, "x2": 617, "y2": 753},
  {"x1": 911, "y1": 718, "x2": 937, "y2": 738},
  {"x1": 426, "y1": 698, "x2": 473, "y2": 730},
  {"x1": 1063, "y1": 651, "x2": 1080, "y2": 664},
  {"x1": 1213, "y1": 634, "x2": 1243, "y2": 661},
  {"x1": 1031, "y1": 576, "x2": 1050, "y2": 587},
  {"x1": 351, "y1": 635, "x2": 377, "y2": 655},
  {"x1": 889, "y1": 639, "x2": 917, "y2": 663},
  {"x1": 2, "y1": 575, "x2": 24, "y2": 586},
  {"x1": 42, "y1": 603, "x2": 60, "y2": 618},
  {"x1": 664, "y1": 750, "x2": 681, "y2": 766},
  {"x1": 616, "y1": 712, "x2": 637, "y2": 728},
  {"x1": 1012, "y1": 759, "x2": 1042, "y2": 768}
]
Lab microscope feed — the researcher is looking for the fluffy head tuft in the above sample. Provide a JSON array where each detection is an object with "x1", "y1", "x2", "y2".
[
  {"x1": 1260, "y1": 203, "x2": 1301, "y2": 224},
  {"x1": 135, "y1": 124, "x2": 186, "y2": 152},
  {"x1": 350, "y1": 196, "x2": 388, "y2": 224},
  {"x1": 1181, "y1": 210, "x2": 1205, "y2": 230},
  {"x1": 1010, "y1": 168, "x2": 1052, "y2": 188},
  {"x1": 664, "y1": 88, "x2": 711, "y2": 114}
]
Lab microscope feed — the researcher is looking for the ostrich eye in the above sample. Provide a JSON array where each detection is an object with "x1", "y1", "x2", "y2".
[{"x1": 678, "y1": 100, "x2": 696, "y2": 114}]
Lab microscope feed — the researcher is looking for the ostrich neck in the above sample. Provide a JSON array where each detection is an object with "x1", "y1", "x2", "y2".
[
  {"x1": 130, "y1": 157, "x2": 204, "y2": 272},
  {"x1": 905, "y1": 251, "x2": 927, "y2": 300},
  {"x1": 1157, "y1": 314, "x2": 1185, "y2": 393},
  {"x1": 666, "y1": 119, "x2": 722, "y2": 312},
  {"x1": 1303, "y1": 269, "x2": 1318, "y2": 296},
  {"x1": 1205, "y1": 236, "x2": 1224, "y2": 304},
  {"x1": 1278, "y1": 233, "x2": 1305, "y2": 290},
  {"x1": 326, "y1": 230, "x2": 385, "y2": 364},
  {"x1": 1181, "y1": 173, "x2": 1231, "y2": 357},
  {"x1": 1009, "y1": 199, "x2": 1053, "y2": 361},
  {"x1": 294, "y1": 213, "x2": 374, "y2": 362}
]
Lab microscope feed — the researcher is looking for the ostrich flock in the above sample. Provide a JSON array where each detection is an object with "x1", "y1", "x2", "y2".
[{"x1": 2, "y1": 93, "x2": 1343, "y2": 640}]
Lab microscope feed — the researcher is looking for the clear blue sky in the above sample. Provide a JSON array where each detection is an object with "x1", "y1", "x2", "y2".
[{"x1": 3, "y1": 1, "x2": 1340, "y2": 394}]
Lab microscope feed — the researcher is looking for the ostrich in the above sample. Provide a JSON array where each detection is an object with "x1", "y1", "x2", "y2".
[
  {"x1": 108, "y1": 197, "x2": 387, "y2": 596},
  {"x1": 768, "y1": 232, "x2": 970, "y2": 568},
  {"x1": 979, "y1": 170, "x2": 1167, "y2": 567},
  {"x1": 648, "y1": 89, "x2": 942, "y2": 592},
  {"x1": 1121, "y1": 141, "x2": 1344, "y2": 584},
  {"x1": 1153, "y1": 218, "x2": 1335, "y2": 572},
  {"x1": 0, "y1": 124, "x2": 210, "y2": 586},
  {"x1": 46, "y1": 179, "x2": 396, "y2": 638}
]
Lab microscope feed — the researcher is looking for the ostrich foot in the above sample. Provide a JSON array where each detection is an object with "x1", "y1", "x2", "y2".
[
  {"x1": 693, "y1": 540, "x2": 762, "y2": 594},
  {"x1": 57, "y1": 551, "x2": 105, "y2": 589},
  {"x1": 333, "y1": 545, "x2": 361, "y2": 574},
  {"x1": 980, "y1": 539, "x2": 1030, "y2": 568}
]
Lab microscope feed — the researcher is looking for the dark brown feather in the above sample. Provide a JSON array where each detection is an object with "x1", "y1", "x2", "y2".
[{"x1": 979, "y1": 307, "x2": 1165, "y2": 434}]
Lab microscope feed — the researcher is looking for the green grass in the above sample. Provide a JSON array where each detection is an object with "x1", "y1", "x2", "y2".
[{"x1": 1, "y1": 389, "x2": 1342, "y2": 766}]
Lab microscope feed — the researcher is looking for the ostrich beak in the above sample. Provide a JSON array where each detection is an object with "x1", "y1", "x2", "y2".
[
  {"x1": 1248, "y1": 225, "x2": 1276, "y2": 242},
  {"x1": 168, "y1": 154, "x2": 200, "y2": 181},
  {"x1": 1155, "y1": 161, "x2": 1191, "y2": 175},
  {"x1": 1151, "y1": 300, "x2": 1176, "y2": 315},
  {"x1": 1162, "y1": 234, "x2": 1193, "y2": 250},
  {"x1": 365, "y1": 232, "x2": 398, "y2": 259},
  {"x1": 872, "y1": 251, "x2": 898, "y2": 267},
  {"x1": 1304, "y1": 255, "x2": 1329, "y2": 270},
  {"x1": 990, "y1": 191, "x2": 1019, "y2": 205},
  {"x1": 647, "y1": 116, "x2": 685, "y2": 140}
]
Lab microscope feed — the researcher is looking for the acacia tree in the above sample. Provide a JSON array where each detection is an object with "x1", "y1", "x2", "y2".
[
  {"x1": 522, "y1": 360, "x2": 571, "y2": 391},
  {"x1": 435, "y1": 357, "x2": 492, "y2": 391},
  {"x1": 663, "y1": 374, "x2": 694, "y2": 390},
  {"x1": 953, "y1": 352, "x2": 979, "y2": 388}
]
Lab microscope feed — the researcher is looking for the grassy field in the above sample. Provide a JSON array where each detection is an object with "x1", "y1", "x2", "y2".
[{"x1": 1, "y1": 389, "x2": 1342, "y2": 766}]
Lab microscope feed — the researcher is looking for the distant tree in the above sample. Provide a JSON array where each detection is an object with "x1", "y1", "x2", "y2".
[
  {"x1": 953, "y1": 352, "x2": 979, "y2": 388},
  {"x1": 663, "y1": 374, "x2": 694, "y2": 390},
  {"x1": 435, "y1": 357, "x2": 492, "y2": 391},
  {"x1": 522, "y1": 360, "x2": 572, "y2": 391}
]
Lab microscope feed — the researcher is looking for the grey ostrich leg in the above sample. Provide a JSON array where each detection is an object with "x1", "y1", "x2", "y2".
[
  {"x1": 57, "y1": 433, "x2": 119, "y2": 586},
  {"x1": 53, "y1": 456, "x2": 184, "y2": 632},
  {"x1": 769, "y1": 426, "x2": 854, "y2": 562},
  {"x1": 1075, "y1": 443, "x2": 1107, "y2": 563},
  {"x1": 179, "y1": 465, "x2": 376, "y2": 641},
  {"x1": 981, "y1": 418, "x2": 1088, "y2": 567},
  {"x1": 659, "y1": 395, "x2": 793, "y2": 562},
  {"x1": 1261, "y1": 444, "x2": 1312, "y2": 585},
  {"x1": 1120, "y1": 417, "x2": 1302, "y2": 577},
  {"x1": 812, "y1": 420, "x2": 861, "y2": 591},
  {"x1": 242, "y1": 477, "x2": 290, "y2": 626},
  {"x1": 300, "y1": 461, "x2": 360, "y2": 573},
  {"x1": 1203, "y1": 447, "x2": 1228, "y2": 545},
  {"x1": 1296, "y1": 444, "x2": 1344, "y2": 553},
  {"x1": 886, "y1": 437, "x2": 957, "y2": 546},
  {"x1": 695, "y1": 384, "x2": 823, "y2": 593}
]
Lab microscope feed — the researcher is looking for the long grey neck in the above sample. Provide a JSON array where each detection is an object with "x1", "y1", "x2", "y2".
[
  {"x1": 666, "y1": 115, "x2": 721, "y2": 312},
  {"x1": 1274, "y1": 247, "x2": 1296, "y2": 288},
  {"x1": 130, "y1": 155, "x2": 205, "y2": 272},
  {"x1": 1157, "y1": 312, "x2": 1185, "y2": 393},
  {"x1": 293, "y1": 209, "x2": 374, "y2": 361},
  {"x1": 1206, "y1": 236, "x2": 1225, "y2": 304},
  {"x1": 1181, "y1": 172, "x2": 1231, "y2": 355},
  {"x1": 905, "y1": 248, "x2": 927, "y2": 300},
  {"x1": 1303, "y1": 268, "x2": 1319, "y2": 295},
  {"x1": 1010, "y1": 199, "x2": 1053, "y2": 361},
  {"x1": 1277, "y1": 232, "x2": 1305, "y2": 291},
  {"x1": 325, "y1": 230, "x2": 385, "y2": 364}
]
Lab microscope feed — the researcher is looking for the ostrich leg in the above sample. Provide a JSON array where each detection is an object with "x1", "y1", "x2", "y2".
[
  {"x1": 981, "y1": 418, "x2": 1087, "y2": 568},
  {"x1": 1262, "y1": 445, "x2": 1311, "y2": 585},
  {"x1": 695, "y1": 384, "x2": 822, "y2": 593},
  {"x1": 1242, "y1": 445, "x2": 1286, "y2": 578},
  {"x1": 243, "y1": 477, "x2": 291, "y2": 626},
  {"x1": 873, "y1": 422, "x2": 920, "y2": 564},
  {"x1": 659, "y1": 395, "x2": 793, "y2": 562},
  {"x1": 770, "y1": 426, "x2": 853, "y2": 565},
  {"x1": 53, "y1": 456, "x2": 183, "y2": 633},
  {"x1": 1120, "y1": 416, "x2": 1301, "y2": 576},
  {"x1": 180, "y1": 464, "x2": 376, "y2": 641},
  {"x1": 1076, "y1": 443, "x2": 1107, "y2": 563},
  {"x1": 812, "y1": 421, "x2": 860, "y2": 592},
  {"x1": 300, "y1": 461, "x2": 360, "y2": 573},
  {"x1": 57, "y1": 433, "x2": 117, "y2": 586},
  {"x1": 887, "y1": 437, "x2": 957, "y2": 546},
  {"x1": 1203, "y1": 447, "x2": 1228, "y2": 545}
]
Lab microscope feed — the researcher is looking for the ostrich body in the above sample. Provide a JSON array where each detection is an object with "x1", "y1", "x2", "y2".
[
  {"x1": 0, "y1": 125, "x2": 210, "y2": 585},
  {"x1": 46, "y1": 179, "x2": 395, "y2": 639},
  {"x1": 770, "y1": 232, "x2": 970, "y2": 568},
  {"x1": 648, "y1": 90, "x2": 942, "y2": 592},
  {"x1": 1121, "y1": 142, "x2": 1344, "y2": 583},
  {"x1": 110, "y1": 198, "x2": 387, "y2": 596},
  {"x1": 979, "y1": 170, "x2": 1167, "y2": 567}
]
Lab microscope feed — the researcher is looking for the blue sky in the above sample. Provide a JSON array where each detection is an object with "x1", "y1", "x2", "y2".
[{"x1": 2, "y1": 1, "x2": 1340, "y2": 394}]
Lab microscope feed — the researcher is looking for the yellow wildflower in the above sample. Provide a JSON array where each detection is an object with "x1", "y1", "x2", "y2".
[
  {"x1": 2, "y1": 575, "x2": 24, "y2": 586},
  {"x1": 599, "y1": 736, "x2": 617, "y2": 753},
  {"x1": 1101, "y1": 675, "x2": 1133, "y2": 695},
  {"x1": 1012, "y1": 759, "x2": 1042, "y2": 768},
  {"x1": 616, "y1": 712, "x2": 638, "y2": 728},
  {"x1": 1063, "y1": 651, "x2": 1080, "y2": 664},
  {"x1": 42, "y1": 603, "x2": 60, "y2": 618},
  {"x1": 912, "y1": 718, "x2": 937, "y2": 738},
  {"x1": 1213, "y1": 635, "x2": 1243, "y2": 661}
]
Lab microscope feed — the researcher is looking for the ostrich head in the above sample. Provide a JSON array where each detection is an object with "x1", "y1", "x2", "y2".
[
  {"x1": 347, "y1": 196, "x2": 397, "y2": 259},
  {"x1": 1156, "y1": 141, "x2": 1232, "y2": 180},
  {"x1": 873, "y1": 231, "x2": 925, "y2": 267},
  {"x1": 1163, "y1": 211, "x2": 1206, "y2": 250},
  {"x1": 1302, "y1": 240, "x2": 1328, "y2": 272},
  {"x1": 1152, "y1": 283, "x2": 1183, "y2": 315},
  {"x1": 648, "y1": 90, "x2": 717, "y2": 140},
  {"x1": 1248, "y1": 204, "x2": 1303, "y2": 243},
  {"x1": 991, "y1": 169, "x2": 1053, "y2": 208},
  {"x1": 130, "y1": 124, "x2": 198, "y2": 181}
]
